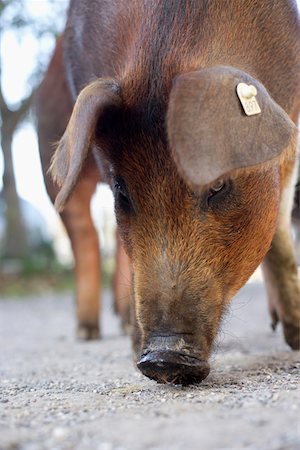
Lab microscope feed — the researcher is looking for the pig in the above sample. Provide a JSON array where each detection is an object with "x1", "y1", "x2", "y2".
[{"x1": 38, "y1": 0, "x2": 300, "y2": 385}]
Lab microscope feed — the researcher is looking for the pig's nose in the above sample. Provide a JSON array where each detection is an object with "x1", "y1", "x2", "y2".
[{"x1": 137, "y1": 350, "x2": 210, "y2": 385}]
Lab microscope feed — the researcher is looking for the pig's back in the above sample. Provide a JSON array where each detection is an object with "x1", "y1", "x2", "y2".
[{"x1": 64, "y1": 0, "x2": 300, "y2": 115}]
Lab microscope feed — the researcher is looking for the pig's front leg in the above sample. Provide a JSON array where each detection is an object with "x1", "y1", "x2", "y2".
[
  {"x1": 262, "y1": 166, "x2": 300, "y2": 350},
  {"x1": 60, "y1": 174, "x2": 101, "y2": 340},
  {"x1": 113, "y1": 231, "x2": 132, "y2": 333}
]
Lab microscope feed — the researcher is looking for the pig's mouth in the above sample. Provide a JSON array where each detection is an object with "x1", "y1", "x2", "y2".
[{"x1": 137, "y1": 350, "x2": 210, "y2": 385}]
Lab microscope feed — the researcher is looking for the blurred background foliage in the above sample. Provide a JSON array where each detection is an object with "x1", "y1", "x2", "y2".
[{"x1": 0, "y1": 0, "x2": 70, "y2": 294}]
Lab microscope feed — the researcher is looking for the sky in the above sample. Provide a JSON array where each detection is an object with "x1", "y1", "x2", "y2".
[{"x1": 1, "y1": 0, "x2": 300, "y2": 260}]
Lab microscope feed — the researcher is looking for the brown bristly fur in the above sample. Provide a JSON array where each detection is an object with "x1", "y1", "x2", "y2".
[{"x1": 37, "y1": 1, "x2": 300, "y2": 380}]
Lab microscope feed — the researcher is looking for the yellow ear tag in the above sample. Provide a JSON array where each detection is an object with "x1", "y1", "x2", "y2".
[{"x1": 237, "y1": 83, "x2": 261, "y2": 116}]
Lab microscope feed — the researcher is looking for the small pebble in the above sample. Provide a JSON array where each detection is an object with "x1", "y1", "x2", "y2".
[{"x1": 53, "y1": 427, "x2": 69, "y2": 440}]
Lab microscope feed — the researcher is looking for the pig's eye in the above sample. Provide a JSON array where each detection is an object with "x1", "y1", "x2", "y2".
[
  {"x1": 210, "y1": 179, "x2": 225, "y2": 193},
  {"x1": 113, "y1": 177, "x2": 133, "y2": 213},
  {"x1": 206, "y1": 179, "x2": 231, "y2": 207}
]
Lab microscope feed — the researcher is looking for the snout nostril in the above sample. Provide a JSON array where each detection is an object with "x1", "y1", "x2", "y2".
[{"x1": 137, "y1": 350, "x2": 210, "y2": 385}]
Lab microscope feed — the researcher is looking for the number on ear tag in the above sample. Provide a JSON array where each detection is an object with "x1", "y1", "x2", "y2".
[{"x1": 237, "y1": 83, "x2": 261, "y2": 116}]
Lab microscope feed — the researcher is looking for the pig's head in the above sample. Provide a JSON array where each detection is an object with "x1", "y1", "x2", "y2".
[{"x1": 52, "y1": 66, "x2": 297, "y2": 385}]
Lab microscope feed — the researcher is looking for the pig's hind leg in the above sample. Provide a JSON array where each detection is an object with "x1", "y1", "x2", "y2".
[{"x1": 262, "y1": 162, "x2": 300, "y2": 350}]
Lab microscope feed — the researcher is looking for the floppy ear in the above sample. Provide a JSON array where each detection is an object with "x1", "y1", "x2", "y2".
[
  {"x1": 51, "y1": 78, "x2": 122, "y2": 211},
  {"x1": 167, "y1": 66, "x2": 297, "y2": 189}
]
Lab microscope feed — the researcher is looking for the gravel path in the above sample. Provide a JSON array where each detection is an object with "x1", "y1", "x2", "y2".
[{"x1": 0, "y1": 280, "x2": 299, "y2": 450}]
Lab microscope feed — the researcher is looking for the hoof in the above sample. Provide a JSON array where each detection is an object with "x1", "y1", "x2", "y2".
[
  {"x1": 283, "y1": 322, "x2": 300, "y2": 350},
  {"x1": 77, "y1": 324, "x2": 100, "y2": 340},
  {"x1": 270, "y1": 309, "x2": 279, "y2": 331}
]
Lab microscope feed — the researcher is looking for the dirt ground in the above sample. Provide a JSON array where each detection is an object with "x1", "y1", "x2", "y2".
[{"x1": 0, "y1": 277, "x2": 299, "y2": 450}]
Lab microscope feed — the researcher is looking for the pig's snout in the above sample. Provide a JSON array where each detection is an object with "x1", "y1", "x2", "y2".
[
  {"x1": 137, "y1": 351, "x2": 210, "y2": 385},
  {"x1": 137, "y1": 335, "x2": 210, "y2": 385}
]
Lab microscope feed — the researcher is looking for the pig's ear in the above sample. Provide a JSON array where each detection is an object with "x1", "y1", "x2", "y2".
[
  {"x1": 51, "y1": 78, "x2": 122, "y2": 211},
  {"x1": 167, "y1": 66, "x2": 297, "y2": 189}
]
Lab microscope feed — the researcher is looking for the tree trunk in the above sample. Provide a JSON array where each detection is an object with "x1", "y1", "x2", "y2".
[{"x1": 1, "y1": 119, "x2": 29, "y2": 259}]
